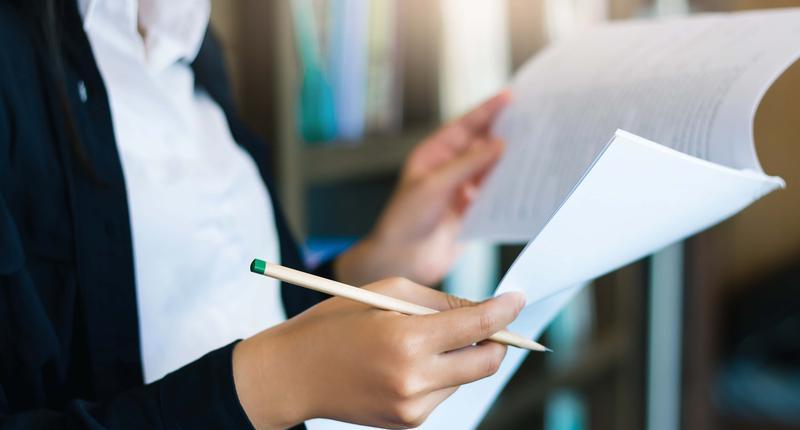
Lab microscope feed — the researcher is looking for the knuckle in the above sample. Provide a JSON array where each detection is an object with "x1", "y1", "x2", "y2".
[
  {"x1": 389, "y1": 276, "x2": 411, "y2": 286},
  {"x1": 483, "y1": 345, "x2": 506, "y2": 376},
  {"x1": 445, "y1": 293, "x2": 475, "y2": 310},
  {"x1": 478, "y1": 310, "x2": 496, "y2": 338},
  {"x1": 388, "y1": 373, "x2": 418, "y2": 399},
  {"x1": 446, "y1": 294, "x2": 462, "y2": 311},
  {"x1": 387, "y1": 375, "x2": 406, "y2": 398},
  {"x1": 392, "y1": 329, "x2": 423, "y2": 360},
  {"x1": 379, "y1": 277, "x2": 414, "y2": 294},
  {"x1": 390, "y1": 401, "x2": 425, "y2": 428},
  {"x1": 484, "y1": 357, "x2": 501, "y2": 376},
  {"x1": 405, "y1": 415, "x2": 426, "y2": 429}
]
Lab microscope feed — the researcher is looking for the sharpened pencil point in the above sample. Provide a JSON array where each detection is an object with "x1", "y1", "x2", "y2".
[
  {"x1": 250, "y1": 258, "x2": 267, "y2": 274},
  {"x1": 544, "y1": 348, "x2": 553, "y2": 352}
]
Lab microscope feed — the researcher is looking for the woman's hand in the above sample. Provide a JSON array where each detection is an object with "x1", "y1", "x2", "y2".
[
  {"x1": 336, "y1": 91, "x2": 511, "y2": 286},
  {"x1": 232, "y1": 278, "x2": 525, "y2": 429}
]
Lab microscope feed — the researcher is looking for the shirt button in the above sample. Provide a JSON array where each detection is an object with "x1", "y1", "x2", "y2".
[{"x1": 77, "y1": 80, "x2": 88, "y2": 103}]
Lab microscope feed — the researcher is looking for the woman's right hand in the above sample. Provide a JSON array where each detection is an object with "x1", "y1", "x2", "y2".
[{"x1": 232, "y1": 277, "x2": 526, "y2": 430}]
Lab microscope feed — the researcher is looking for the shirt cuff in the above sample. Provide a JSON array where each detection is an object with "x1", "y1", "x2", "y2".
[{"x1": 159, "y1": 341, "x2": 255, "y2": 430}]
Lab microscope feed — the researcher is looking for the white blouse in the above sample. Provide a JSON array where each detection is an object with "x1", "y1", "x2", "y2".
[{"x1": 79, "y1": 0, "x2": 285, "y2": 382}]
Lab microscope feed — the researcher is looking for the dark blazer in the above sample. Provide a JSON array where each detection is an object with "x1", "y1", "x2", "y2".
[{"x1": 0, "y1": 1, "x2": 331, "y2": 429}]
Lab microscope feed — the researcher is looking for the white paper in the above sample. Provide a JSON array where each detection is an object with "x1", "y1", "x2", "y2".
[
  {"x1": 462, "y1": 8, "x2": 800, "y2": 242},
  {"x1": 495, "y1": 130, "x2": 784, "y2": 303},
  {"x1": 422, "y1": 129, "x2": 783, "y2": 430},
  {"x1": 309, "y1": 9, "x2": 798, "y2": 430}
]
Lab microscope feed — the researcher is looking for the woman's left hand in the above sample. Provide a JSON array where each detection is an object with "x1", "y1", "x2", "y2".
[{"x1": 336, "y1": 91, "x2": 510, "y2": 286}]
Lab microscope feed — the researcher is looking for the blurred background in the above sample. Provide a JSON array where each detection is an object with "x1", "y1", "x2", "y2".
[{"x1": 209, "y1": 1, "x2": 800, "y2": 429}]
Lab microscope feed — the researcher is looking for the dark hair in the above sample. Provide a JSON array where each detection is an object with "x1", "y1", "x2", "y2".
[{"x1": 11, "y1": 0, "x2": 95, "y2": 176}]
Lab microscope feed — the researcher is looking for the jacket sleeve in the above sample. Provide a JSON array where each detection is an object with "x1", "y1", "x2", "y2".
[
  {"x1": 0, "y1": 343, "x2": 255, "y2": 429},
  {"x1": 0, "y1": 343, "x2": 254, "y2": 430},
  {"x1": 0, "y1": 143, "x2": 254, "y2": 429}
]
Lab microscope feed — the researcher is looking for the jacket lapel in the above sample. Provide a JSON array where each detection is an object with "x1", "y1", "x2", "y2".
[{"x1": 54, "y1": 0, "x2": 143, "y2": 398}]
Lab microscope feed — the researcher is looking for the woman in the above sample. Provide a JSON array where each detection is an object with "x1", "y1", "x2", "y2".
[{"x1": 0, "y1": 0, "x2": 524, "y2": 429}]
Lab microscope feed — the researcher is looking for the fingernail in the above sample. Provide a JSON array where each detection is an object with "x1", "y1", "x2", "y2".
[
  {"x1": 480, "y1": 138, "x2": 504, "y2": 154},
  {"x1": 497, "y1": 291, "x2": 526, "y2": 314}
]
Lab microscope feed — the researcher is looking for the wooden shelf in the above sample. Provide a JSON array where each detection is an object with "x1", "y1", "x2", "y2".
[{"x1": 299, "y1": 127, "x2": 433, "y2": 185}]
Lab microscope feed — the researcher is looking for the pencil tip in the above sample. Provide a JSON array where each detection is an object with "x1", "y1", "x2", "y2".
[
  {"x1": 544, "y1": 347, "x2": 553, "y2": 353},
  {"x1": 250, "y1": 259, "x2": 266, "y2": 274}
]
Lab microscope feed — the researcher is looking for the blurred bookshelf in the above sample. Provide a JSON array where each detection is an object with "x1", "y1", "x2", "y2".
[
  {"x1": 270, "y1": 0, "x2": 442, "y2": 237},
  {"x1": 300, "y1": 128, "x2": 430, "y2": 185},
  {"x1": 479, "y1": 249, "x2": 648, "y2": 430}
]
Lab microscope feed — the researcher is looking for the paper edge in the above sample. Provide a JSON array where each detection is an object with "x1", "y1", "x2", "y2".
[{"x1": 496, "y1": 129, "x2": 785, "y2": 306}]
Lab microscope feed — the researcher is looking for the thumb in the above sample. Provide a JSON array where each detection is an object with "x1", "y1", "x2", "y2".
[
  {"x1": 431, "y1": 138, "x2": 504, "y2": 195},
  {"x1": 423, "y1": 291, "x2": 526, "y2": 352}
]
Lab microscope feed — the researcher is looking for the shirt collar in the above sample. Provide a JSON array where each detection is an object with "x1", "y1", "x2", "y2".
[{"x1": 77, "y1": 0, "x2": 210, "y2": 72}]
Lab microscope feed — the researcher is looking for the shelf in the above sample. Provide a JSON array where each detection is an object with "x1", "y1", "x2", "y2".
[
  {"x1": 480, "y1": 331, "x2": 628, "y2": 429},
  {"x1": 299, "y1": 127, "x2": 434, "y2": 185}
]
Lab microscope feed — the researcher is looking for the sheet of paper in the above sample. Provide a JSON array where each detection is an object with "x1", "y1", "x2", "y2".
[
  {"x1": 495, "y1": 130, "x2": 783, "y2": 304},
  {"x1": 418, "y1": 284, "x2": 584, "y2": 429},
  {"x1": 308, "y1": 130, "x2": 784, "y2": 430},
  {"x1": 462, "y1": 8, "x2": 800, "y2": 242},
  {"x1": 416, "y1": 130, "x2": 783, "y2": 430},
  {"x1": 309, "y1": 9, "x2": 796, "y2": 430}
]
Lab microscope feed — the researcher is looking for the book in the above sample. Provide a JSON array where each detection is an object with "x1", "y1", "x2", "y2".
[
  {"x1": 365, "y1": 0, "x2": 402, "y2": 134},
  {"x1": 293, "y1": 0, "x2": 400, "y2": 143},
  {"x1": 308, "y1": 7, "x2": 800, "y2": 430},
  {"x1": 439, "y1": 0, "x2": 511, "y2": 119},
  {"x1": 398, "y1": 0, "x2": 441, "y2": 126},
  {"x1": 290, "y1": 0, "x2": 337, "y2": 142},
  {"x1": 438, "y1": 0, "x2": 511, "y2": 301},
  {"x1": 328, "y1": 0, "x2": 368, "y2": 141}
]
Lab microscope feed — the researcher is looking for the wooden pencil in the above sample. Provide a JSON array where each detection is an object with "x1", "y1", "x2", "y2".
[{"x1": 250, "y1": 259, "x2": 549, "y2": 352}]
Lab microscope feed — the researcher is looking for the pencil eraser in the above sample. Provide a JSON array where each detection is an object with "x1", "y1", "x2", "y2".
[{"x1": 250, "y1": 258, "x2": 267, "y2": 274}]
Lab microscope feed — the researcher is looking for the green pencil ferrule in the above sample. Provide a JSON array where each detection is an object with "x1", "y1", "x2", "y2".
[{"x1": 250, "y1": 258, "x2": 267, "y2": 274}]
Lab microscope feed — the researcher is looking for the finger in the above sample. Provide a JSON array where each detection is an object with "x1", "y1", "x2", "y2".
[
  {"x1": 368, "y1": 278, "x2": 478, "y2": 311},
  {"x1": 426, "y1": 92, "x2": 509, "y2": 154},
  {"x1": 457, "y1": 90, "x2": 512, "y2": 134},
  {"x1": 434, "y1": 340, "x2": 508, "y2": 387},
  {"x1": 454, "y1": 148, "x2": 499, "y2": 214},
  {"x1": 429, "y1": 137, "x2": 503, "y2": 196},
  {"x1": 419, "y1": 291, "x2": 526, "y2": 353},
  {"x1": 454, "y1": 183, "x2": 478, "y2": 215}
]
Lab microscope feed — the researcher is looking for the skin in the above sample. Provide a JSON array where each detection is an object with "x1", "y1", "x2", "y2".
[
  {"x1": 336, "y1": 91, "x2": 511, "y2": 286},
  {"x1": 233, "y1": 92, "x2": 520, "y2": 429},
  {"x1": 234, "y1": 281, "x2": 526, "y2": 429}
]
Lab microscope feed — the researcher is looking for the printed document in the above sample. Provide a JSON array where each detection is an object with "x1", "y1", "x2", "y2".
[{"x1": 308, "y1": 8, "x2": 799, "y2": 430}]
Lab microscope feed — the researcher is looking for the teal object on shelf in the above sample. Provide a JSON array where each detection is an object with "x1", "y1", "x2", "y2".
[
  {"x1": 297, "y1": 66, "x2": 337, "y2": 142},
  {"x1": 291, "y1": 0, "x2": 337, "y2": 142}
]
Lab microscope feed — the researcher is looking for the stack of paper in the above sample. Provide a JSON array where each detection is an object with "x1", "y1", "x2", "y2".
[{"x1": 309, "y1": 8, "x2": 799, "y2": 430}]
